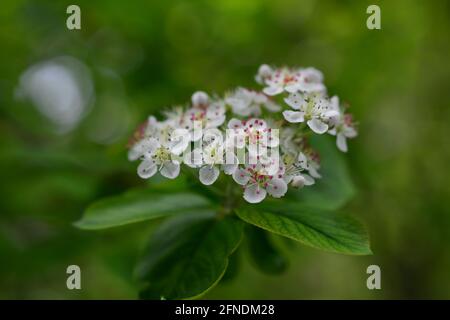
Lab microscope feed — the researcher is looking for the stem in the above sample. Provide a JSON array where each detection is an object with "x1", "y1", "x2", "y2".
[{"x1": 218, "y1": 178, "x2": 239, "y2": 218}]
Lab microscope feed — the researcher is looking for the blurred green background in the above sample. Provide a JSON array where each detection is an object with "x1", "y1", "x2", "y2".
[{"x1": 1, "y1": 0, "x2": 449, "y2": 299}]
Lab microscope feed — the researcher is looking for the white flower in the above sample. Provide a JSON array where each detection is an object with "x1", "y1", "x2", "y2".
[
  {"x1": 185, "y1": 143, "x2": 238, "y2": 185},
  {"x1": 227, "y1": 118, "x2": 279, "y2": 162},
  {"x1": 296, "y1": 67, "x2": 326, "y2": 93},
  {"x1": 129, "y1": 65, "x2": 357, "y2": 203},
  {"x1": 283, "y1": 93, "x2": 339, "y2": 134},
  {"x1": 282, "y1": 152, "x2": 315, "y2": 188},
  {"x1": 328, "y1": 96, "x2": 357, "y2": 152},
  {"x1": 255, "y1": 64, "x2": 274, "y2": 84},
  {"x1": 257, "y1": 66, "x2": 326, "y2": 96},
  {"x1": 128, "y1": 115, "x2": 190, "y2": 160},
  {"x1": 191, "y1": 90, "x2": 209, "y2": 108},
  {"x1": 183, "y1": 93, "x2": 226, "y2": 141},
  {"x1": 132, "y1": 137, "x2": 181, "y2": 180},
  {"x1": 260, "y1": 67, "x2": 302, "y2": 96},
  {"x1": 233, "y1": 163, "x2": 287, "y2": 203},
  {"x1": 225, "y1": 87, "x2": 280, "y2": 116}
]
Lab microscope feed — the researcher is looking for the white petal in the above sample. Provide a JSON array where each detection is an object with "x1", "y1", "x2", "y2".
[
  {"x1": 344, "y1": 126, "x2": 357, "y2": 138},
  {"x1": 323, "y1": 110, "x2": 340, "y2": 125},
  {"x1": 285, "y1": 83, "x2": 300, "y2": 93},
  {"x1": 291, "y1": 175, "x2": 305, "y2": 188},
  {"x1": 266, "y1": 178, "x2": 287, "y2": 198},
  {"x1": 308, "y1": 166, "x2": 321, "y2": 179},
  {"x1": 302, "y1": 174, "x2": 315, "y2": 186},
  {"x1": 336, "y1": 133, "x2": 348, "y2": 152},
  {"x1": 266, "y1": 132, "x2": 279, "y2": 148},
  {"x1": 284, "y1": 93, "x2": 306, "y2": 110},
  {"x1": 263, "y1": 86, "x2": 283, "y2": 96},
  {"x1": 190, "y1": 128, "x2": 203, "y2": 141},
  {"x1": 227, "y1": 118, "x2": 243, "y2": 129},
  {"x1": 128, "y1": 138, "x2": 160, "y2": 161},
  {"x1": 160, "y1": 161, "x2": 180, "y2": 179},
  {"x1": 233, "y1": 168, "x2": 250, "y2": 185},
  {"x1": 283, "y1": 173, "x2": 294, "y2": 184},
  {"x1": 243, "y1": 184, "x2": 267, "y2": 203},
  {"x1": 264, "y1": 100, "x2": 281, "y2": 112},
  {"x1": 191, "y1": 91, "x2": 209, "y2": 107},
  {"x1": 206, "y1": 114, "x2": 226, "y2": 128},
  {"x1": 137, "y1": 159, "x2": 157, "y2": 179},
  {"x1": 222, "y1": 154, "x2": 238, "y2": 175},
  {"x1": 169, "y1": 129, "x2": 190, "y2": 155},
  {"x1": 222, "y1": 163, "x2": 237, "y2": 175},
  {"x1": 283, "y1": 110, "x2": 305, "y2": 123},
  {"x1": 307, "y1": 118, "x2": 329, "y2": 134},
  {"x1": 246, "y1": 118, "x2": 267, "y2": 130},
  {"x1": 199, "y1": 165, "x2": 220, "y2": 185},
  {"x1": 328, "y1": 128, "x2": 337, "y2": 136},
  {"x1": 256, "y1": 64, "x2": 273, "y2": 83},
  {"x1": 184, "y1": 148, "x2": 203, "y2": 168},
  {"x1": 297, "y1": 152, "x2": 309, "y2": 169},
  {"x1": 330, "y1": 96, "x2": 340, "y2": 111}
]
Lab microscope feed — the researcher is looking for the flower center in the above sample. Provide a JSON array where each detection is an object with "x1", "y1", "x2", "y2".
[{"x1": 153, "y1": 147, "x2": 171, "y2": 163}]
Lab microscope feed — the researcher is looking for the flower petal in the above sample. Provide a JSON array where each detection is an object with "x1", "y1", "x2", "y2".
[
  {"x1": 344, "y1": 126, "x2": 357, "y2": 138},
  {"x1": 302, "y1": 174, "x2": 315, "y2": 186},
  {"x1": 297, "y1": 152, "x2": 309, "y2": 169},
  {"x1": 243, "y1": 184, "x2": 267, "y2": 203},
  {"x1": 160, "y1": 161, "x2": 180, "y2": 179},
  {"x1": 137, "y1": 159, "x2": 157, "y2": 179},
  {"x1": 291, "y1": 175, "x2": 305, "y2": 188},
  {"x1": 284, "y1": 93, "x2": 306, "y2": 110},
  {"x1": 283, "y1": 110, "x2": 305, "y2": 123},
  {"x1": 223, "y1": 154, "x2": 238, "y2": 175},
  {"x1": 206, "y1": 114, "x2": 226, "y2": 128},
  {"x1": 169, "y1": 129, "x2": 190, "y2": 155},
  {"x1": 227, "y1": 118, "x2": 243, "y2": 129},
  {"x1": 191, "y1": 91, "x2": 209, "y2": 108},
  {"x1": 233, "y1": 168, "x2": 250, "y2": 185},
  {"x1": 336, "y1": 133, "x2": 348, "y2": 152},
  {"x1": 307, "y1": 118, "x2": 329, "y2": 134},
  {"x1": 128, "y1": 138, "x2": 160, "y2": 161},
  {"x1": 266, "y1": 178, "x2": 287, "y2": 198},
  {"x1": 263, "y1": 86, "x2": 283, "y2": 96},
  {"x1": 264, "y1": 100, "x2": 281, "y2": 112},
  {"x1": 184, "y1": 148, "x2": 203, "y2": 168},
  {"x1": 308, "y1": 166, "x2": 321, "y2": 179},
  {"x1": 199, "y1": 165, "x2": 220, "y2": 185}
]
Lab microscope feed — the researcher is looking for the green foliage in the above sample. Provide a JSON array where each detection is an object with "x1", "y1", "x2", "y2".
[
  {"x1": 136, "y1": 212, "x2": 243, "y2": 299},
  {"x1": 236, "y1": 206, "x2": 371, "y2": 255},
  {"x1": 75, "y1": 188, "x2": 214, "y2": 230},
  {"x1": 72, "y1": 134, "x2": 369, "y2": 298},
  {"x1": 246, "y1": 226, "x2": 287, "y2": 274},
  {"x1": 6, "y1": 0, "x2": 448, "y2": 300}
]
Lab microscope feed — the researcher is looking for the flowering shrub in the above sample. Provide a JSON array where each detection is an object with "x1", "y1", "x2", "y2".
[
  {"x1": 76, "y1": 65, "x2": 370, "y2": 300},
  {"x1": 128, "y1": 65, "x2": 358, "y2": 203}
]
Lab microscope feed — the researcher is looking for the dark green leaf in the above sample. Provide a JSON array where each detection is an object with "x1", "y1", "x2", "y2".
[
  {"x1": 246, "y1": 226, "x2": 288, "y2": 274},
  {"x1": 75, "y1": 188, "x2": 213, "y2": 230},
  {"x1": 236, "y1": 206, "x2": 371, "y2": 255},
  {"x1": 220, "y1": 248, "x2": 240, "y2": 283},
  {"x1": 287, "y1": 135, "x2": 356, "y2": 210},
  {"x1": 136, "y1": 212, "x2": 243, "y2": 299}
]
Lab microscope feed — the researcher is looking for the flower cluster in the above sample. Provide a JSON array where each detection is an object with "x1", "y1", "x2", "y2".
[{"x1": 128, "y1": 65, "x2": 357, "y2": 203}]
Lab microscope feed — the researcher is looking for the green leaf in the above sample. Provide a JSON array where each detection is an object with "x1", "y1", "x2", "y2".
[
  {"x1": 287, "y1": 135, "x2": 356, "y2": 210},
  {"x1": 246, "y1": 226, "x2": 287, "y2": 274},
  {"x1": 136, "y1": 212, "x2": 243, "y2": 299},
  {"x1": 220, "y1": 248, "x2": 240, "y2": 283},
  {"x1": 75, "y1": 188, "x2": 213, "y2": 230},
  {"x1": 236, "y1": 206, "x2": 371, "y2": 255}
]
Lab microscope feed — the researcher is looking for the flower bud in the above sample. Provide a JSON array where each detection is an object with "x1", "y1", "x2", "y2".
[{"x1": 191, "y1": 91, "x2": 209, "y2": 108}]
